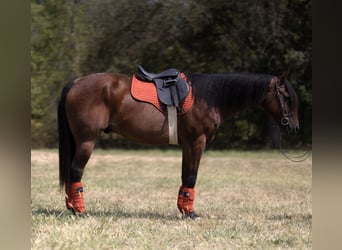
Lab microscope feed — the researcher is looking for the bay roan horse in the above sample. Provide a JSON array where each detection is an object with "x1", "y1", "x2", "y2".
[{"x1": 58, "y1": 67, "x2": 299, "y2": 219}]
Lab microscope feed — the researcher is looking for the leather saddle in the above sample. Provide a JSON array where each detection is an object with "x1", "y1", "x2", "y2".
[{"x1": 135, "y1": 65, "x2": 190, "y2": 112}]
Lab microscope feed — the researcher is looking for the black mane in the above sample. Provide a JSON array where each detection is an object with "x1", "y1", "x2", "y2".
[{"x1": 185, "y1": 72, "x2": 272, "y2": 110}]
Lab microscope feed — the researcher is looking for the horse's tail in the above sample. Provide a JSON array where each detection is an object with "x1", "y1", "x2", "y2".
[{"x1": 58, "y1": 80, "x2": 75, "y2": 191}]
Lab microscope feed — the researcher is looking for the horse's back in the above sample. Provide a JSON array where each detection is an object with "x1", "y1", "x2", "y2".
[
  {"x1": 72, "y1": 73, "x2": 130, "y2": 93},
  {"x1": 67, "y1": 73, "x2": 131, "y2": 104}
]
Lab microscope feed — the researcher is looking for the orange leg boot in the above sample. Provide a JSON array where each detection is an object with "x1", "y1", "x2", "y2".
[
  {"x1": 177, "y1": 186, "x2": 199, "y2": 219},
  {"x1": 65, "y1": 182, "x2": 86, "y2": 214}
]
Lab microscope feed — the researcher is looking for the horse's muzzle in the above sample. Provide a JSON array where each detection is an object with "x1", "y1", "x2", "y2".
[{"x1": 287, "y1": 124, "x2": 299, "y2": 134}]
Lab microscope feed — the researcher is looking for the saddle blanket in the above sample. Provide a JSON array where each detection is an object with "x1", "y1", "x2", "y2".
[{"x1": 131, "y1": 73, "x2": 194, "y2": 114}]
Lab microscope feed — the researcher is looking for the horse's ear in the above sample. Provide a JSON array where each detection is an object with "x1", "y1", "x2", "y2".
[{"x1": 278, "y1": 71, "x2": 289, "y2": 84}]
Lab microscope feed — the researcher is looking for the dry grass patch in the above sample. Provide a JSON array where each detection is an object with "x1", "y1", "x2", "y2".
[{"x1": 32, "y1": 149, "x2": 311, "y2": 249}]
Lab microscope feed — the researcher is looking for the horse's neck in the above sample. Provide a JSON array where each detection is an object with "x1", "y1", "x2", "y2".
[
  {"x1": 217, "y1": 82, "x2": 269, "y2": 120},
  {"x1": 191, "y1": 72, "x2": 271, "y2": 121},
  {"x1": 218, "y1": 97, "x2": 262, "y2": 121}
]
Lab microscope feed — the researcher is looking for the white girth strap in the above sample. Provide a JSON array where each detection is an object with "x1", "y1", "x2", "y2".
[{"x1": 167, "y1": 106, "x2": 178, "y2": 145}]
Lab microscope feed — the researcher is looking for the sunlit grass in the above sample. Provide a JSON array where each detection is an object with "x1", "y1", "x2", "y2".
[{"x1": 32, "y1": 149, "x2": 311, "y2": 249}]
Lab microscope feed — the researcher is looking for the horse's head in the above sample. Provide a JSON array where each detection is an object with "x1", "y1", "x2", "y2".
[{"x1": 264, "y1": 72, "x2": 300, "y2": 133}]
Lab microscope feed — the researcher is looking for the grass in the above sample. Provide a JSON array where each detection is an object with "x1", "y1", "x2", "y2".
[{"x1": 31, "y1": 149, "x2": 312, "y2": 249}]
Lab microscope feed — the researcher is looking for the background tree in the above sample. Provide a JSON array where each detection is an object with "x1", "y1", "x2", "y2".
[{"x1": 31, "y1": 0, "x2": 311, "y2": 149}]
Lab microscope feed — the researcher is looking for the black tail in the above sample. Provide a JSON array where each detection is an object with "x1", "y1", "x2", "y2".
[{"x1": 58, "y1": 80, "x2": 75, "y2": 190}]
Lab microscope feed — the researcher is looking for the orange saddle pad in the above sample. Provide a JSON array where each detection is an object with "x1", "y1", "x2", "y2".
[{"x1": 131, "y1": 73, "x2": 194, "y2": 114}]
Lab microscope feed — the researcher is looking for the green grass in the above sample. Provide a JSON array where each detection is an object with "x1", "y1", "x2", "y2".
[{"x1": 31, "y1": 149, "x2": 311, "y2": 249}]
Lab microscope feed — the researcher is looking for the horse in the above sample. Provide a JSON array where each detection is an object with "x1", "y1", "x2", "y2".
[{"x1": 58, "y1": 67, "x2": 299, "y2": 219}]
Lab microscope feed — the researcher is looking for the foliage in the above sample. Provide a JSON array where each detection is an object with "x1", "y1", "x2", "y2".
[{"x1": 31, "y1": 0, "x2": 312, "y2": 149}]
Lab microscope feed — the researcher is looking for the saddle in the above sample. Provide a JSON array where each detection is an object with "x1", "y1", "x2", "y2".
[{"x1": 135, "y1": 65, "x2": 190, "y2": 112}]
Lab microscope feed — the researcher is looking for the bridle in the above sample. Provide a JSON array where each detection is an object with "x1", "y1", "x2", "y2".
[
  {"x1": 274, "y1": 78, "x2": 294, "y2": 127},
  {"x1": 246, "y1": 77, "x2": 311, "y2": 162},
  {"x1": 273, "y1": 78, "x2": 312, "y2": 162}
]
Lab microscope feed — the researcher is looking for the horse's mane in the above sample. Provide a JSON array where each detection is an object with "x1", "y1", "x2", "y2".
[{"x1": 185, "y1": 72, "x2": 272, "y2": 109}]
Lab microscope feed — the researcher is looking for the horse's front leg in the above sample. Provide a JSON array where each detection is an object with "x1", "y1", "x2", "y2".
[{"x1": 178, "y1": 135, "x2": 206, "y2": 219}]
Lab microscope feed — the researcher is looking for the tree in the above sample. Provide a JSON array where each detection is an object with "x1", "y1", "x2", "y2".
[
  {"x1": 31, "y1": 0, "x2": 311, "y2": 149},
  {"x1": 31, "y1": 0, "x2": 90, "y2": 146}
]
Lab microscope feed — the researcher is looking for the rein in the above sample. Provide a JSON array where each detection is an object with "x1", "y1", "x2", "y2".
[{"x1": 279, "y1": 132, "x2": 312, "y2": 162}]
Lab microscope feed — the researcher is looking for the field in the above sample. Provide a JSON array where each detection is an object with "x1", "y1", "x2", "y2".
[{"x1": 31, "y1": 149, "x2": 311, "y2": 249}]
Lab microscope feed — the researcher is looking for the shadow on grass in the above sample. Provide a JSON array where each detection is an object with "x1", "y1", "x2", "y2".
[
  {"x1": 32, "y1": 207, "x2": 177, "y2": 220},
  {"x1": 268, "y1": 213, "x2": 312, "y2": 222},
  {"x1": 32, "y1": 208, "x2": 67, "y2": 217},
  {"x1": 88, "y1": 209, "x2": 177, "y2": 220}
]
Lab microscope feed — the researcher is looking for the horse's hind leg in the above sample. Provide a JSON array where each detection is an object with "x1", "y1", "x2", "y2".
[{"x1": 66, "y1": 140, "x2": 95, "y2": 214}]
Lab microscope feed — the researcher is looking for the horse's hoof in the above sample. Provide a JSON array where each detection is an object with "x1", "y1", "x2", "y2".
[
  {"x1": 182, "y1": 211, "x2": 200, "y2": 220},
  {"x1": 76, "y1": 212, "x2": 89, "y2": 218},
  {"x1": 69, "y1": 208, "x2": 88, "y2": 217}
]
